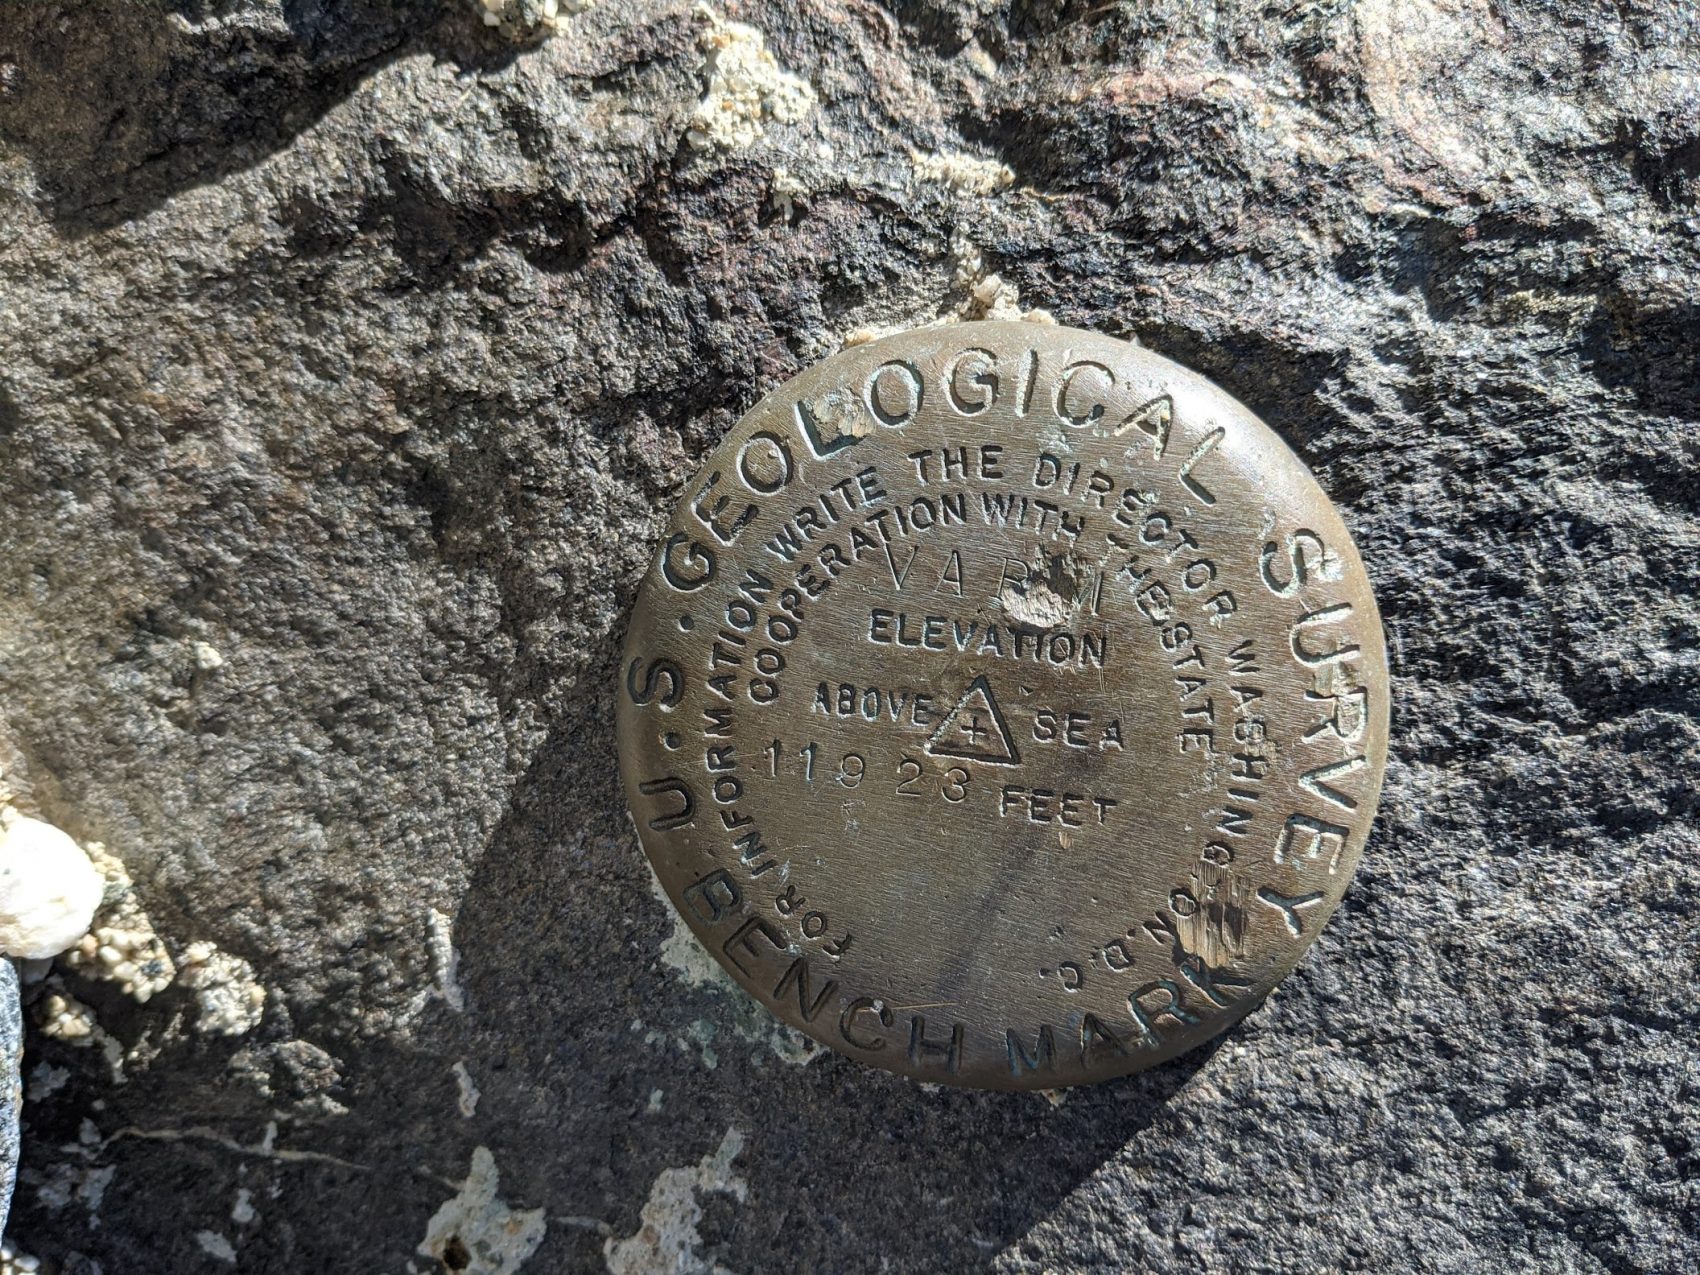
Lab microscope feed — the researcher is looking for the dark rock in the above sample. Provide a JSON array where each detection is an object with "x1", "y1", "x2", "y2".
[{"x1": 0, "y1": 0, "x2": 1695, "y2": 1272}]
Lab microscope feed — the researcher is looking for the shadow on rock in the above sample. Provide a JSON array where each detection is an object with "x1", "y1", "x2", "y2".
[
  {"x1": 0, "y1": 0, "x2": 533, "y2": 237},
  {"x1": 449, "y1": 664, "x2": 1221, "y2": 1275}
]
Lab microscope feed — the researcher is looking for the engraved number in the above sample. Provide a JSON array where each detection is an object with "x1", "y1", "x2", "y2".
[
  {"x1": 895, "y1": 757, "x2": 923, "y2": 797},
  {"x1": 763, "y1": 743, "x2": 967, "y2": 801}
]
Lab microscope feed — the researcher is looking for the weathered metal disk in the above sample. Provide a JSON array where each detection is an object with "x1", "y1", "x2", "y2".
[{"x1": 618, "y1": 322, "x2": 1388, "y2": 1089}]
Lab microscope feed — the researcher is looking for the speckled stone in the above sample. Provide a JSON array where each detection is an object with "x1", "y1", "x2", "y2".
[
  {"x1": 0, "y1": 959, "x2": 21, "y2": 1237},
  {"x1": 0, "y1": 0, "x2": 1695, "y2": 1272}
]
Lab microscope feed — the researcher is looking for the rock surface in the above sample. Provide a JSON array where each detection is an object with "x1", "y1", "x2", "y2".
[
  {"x1": 0, "y1": 0, "x2": 1696, "y2": 1272},
  {"x1": 0, "y1": 960, "x2": 17, "y2": 1238}
]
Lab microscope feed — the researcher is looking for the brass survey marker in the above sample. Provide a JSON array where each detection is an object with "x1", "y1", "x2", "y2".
[{"x1": 619, "y1": 322, "x2": 1388, "y2": 1088}]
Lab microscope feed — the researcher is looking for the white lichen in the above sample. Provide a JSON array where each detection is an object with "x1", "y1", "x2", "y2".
[
  {"x1": 646, "y1": 870, "x2": 823, "y2": 1067},
  {"x1": 687, "y1": 6, "x2": 817, "y2": 151},
  {"x1": 0, "y1": 810, "x2": 104, "y2": 960},
  {"x1": 428, "y1": 907, "x2": 466, "y2": 1013},
  {"x1": 960, "y1": 38, "x2": 999, "y2": 78},
  {"x1": 910, "y1": 148, "x2": 1015, "y2": 196},
  {"x1": 195, "y1": 1232, "x2": 238, "y2": 1265},
  {"x1": 28, "y1": 1061, "x2": 71, "y2": 1098},
  {"x1": 841, "y1": 322, "x2": 913, "y2": 348},
  {"x1": 419, "y1": 1147, "x2": 547, "y2": 1275},
  {"x1": 604, "y1": 1127, "x2": 746, "y2": 1275},
  {"x1": 35, "y1": 1161, "x2": 115, "y2": 1220},
  {"x1": 224, "y1": 1039, "x2": 346, "y2": 1116},
  {"x1": 454, "y1": 1060, "x2": 482, "y2": 1118},
  {"x1": 50, "y1": 836, "x2": 274, "y2": 1043},
  {"x1": 39, "y1": 992, "x2": 97, "y2": 1042},
  {"x1": 36, "y1": 986, "x2": 129, "y2": 1080},
  {"x1": 177, "y1": 941, "x2": 265, "y2": 1036},
  {"x1": 841, "y1": 232, "x2": 1055, "y2": 348},
  {"x1": 472, "y1": 0, "x2": 591, "y2": 37},
  {"x1": 656, "y1": 908, "x2": 731, "y2": 995},
  {"x1": 952, "y1": 232, "x2": 1055, "y2": 324},
  {"x1": 61, "y1": 841, "x2": 177, "y2": 1001},
  {"x1": 768, "y1": 166, "x2": 809, "y2": 219}
]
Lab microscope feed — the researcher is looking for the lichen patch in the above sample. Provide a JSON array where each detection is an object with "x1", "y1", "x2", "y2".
[
  {"x1": 647, "y1": 869, "x2": 823, "y2": 1067},
  {"x1": 61, "y1": 842, "x2": 177, "y2": 1001},
  {"x1": 473, "y1": 0, "x2": 594, "y2": 38},
  {"x1": 428, "y1": 907, "x2": 467, "y2": 1013},
  {"x1": 454, "y1": 1060, "x2": 482, "y2": 1118},
  {"x1": 38, "y1": 992, "x2": 97, "y2": 1042},
  {"x1": 953, "y1": 233, "x2": 1055, "y2": 324},
  {"x1": 177, "y1": 942, "x2": 266, "y2": 1036},
  {"x1": 841, "y1": 232, "x2": 1055, "y2": 348},
  {"x1": 768, "y1": 166, "x2": 809, "y2": 219},
  {"x1": 34, "y1": 1161, "x2": 115, "y2": 1222},
  {"x1": 0, "y1": 811, "x2": 104, "y2": 960},
  {"x1": 419, "y1": 1147, "x2": 547, "y2": 1275},
  {"x1": 194, "y1": 1231, "x2": 238, "y2": 1265},
  {"x1": 604, "y1": 1127, "x2": 746, "y2": 1275},
  {"x1": 687, "y1": 6, "x2": 817, "y2": 151},
  {"x1": 48, "y1": 838, "x2": 274, "y2": 1049},
  {"x1": 910, "y1": 148, "x2": 1015, "y2": 196}
]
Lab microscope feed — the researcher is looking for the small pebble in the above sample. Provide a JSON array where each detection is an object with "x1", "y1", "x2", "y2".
[{"x1": 0, "y1": 814, "x2": 103, "y2": 960}]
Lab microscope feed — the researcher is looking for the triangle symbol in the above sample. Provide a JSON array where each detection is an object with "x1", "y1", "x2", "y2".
[{"x1": 926, "y1": 675, "x2": 1021, "y2": 766}]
